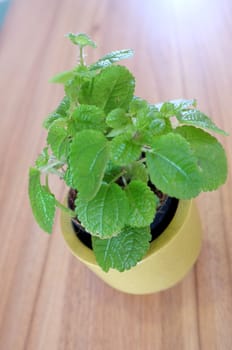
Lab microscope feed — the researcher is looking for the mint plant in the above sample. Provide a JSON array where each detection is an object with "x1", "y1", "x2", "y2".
[{"x1": 29, "y1": 33, "x2": 228, "y2": 272}]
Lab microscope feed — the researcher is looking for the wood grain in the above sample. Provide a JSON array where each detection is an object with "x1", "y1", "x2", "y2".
[{"x1": 0, "y1": 0, "x2": 232, "y2": 349}]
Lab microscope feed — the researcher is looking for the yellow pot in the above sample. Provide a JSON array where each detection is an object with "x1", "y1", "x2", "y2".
[{"x1": 60, "y1": 199, "x2": 202, "y2": 295}]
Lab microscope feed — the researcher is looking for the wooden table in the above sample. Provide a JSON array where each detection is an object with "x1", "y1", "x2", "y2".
[{"x1": 0, "y1": 0, "x2": 232, "y2": 349}]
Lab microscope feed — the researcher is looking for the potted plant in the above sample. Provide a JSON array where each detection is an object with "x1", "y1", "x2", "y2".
[{"x1": 28, "y1": 33, "x2": 228, "y2": 294}]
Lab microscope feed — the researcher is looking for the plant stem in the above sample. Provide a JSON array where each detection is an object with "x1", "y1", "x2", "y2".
[
  {"x1": 122, "y1": 176, "x2": 127, "y2": 187},
  {"x1": 45, "y1": 178, "x2": 75, "y2": 217},
  {"x1": 79, "y1": 46, "x2": 84, "y2": 66},
  {"x1": 45, "y1": 174, "x2": 49, "y2": 189},
  {"x1": 55, "y1": 199, "x2": 75, "y2": 217},
  {"x1": 109, "y1": 169, "x2": 126, "y2": 184},
  {"x1": 137, "y1": 157, "x2": 146, "y2": 164},
  {"x1": 142, "y1": 146, "x2": 152, "y2": 153},
  {"x1": 40, "y1": 160, "x2": 65, "y2": 173},
  {"x1": 50, "y1": 169, "x2": 65, "y2": 178}
]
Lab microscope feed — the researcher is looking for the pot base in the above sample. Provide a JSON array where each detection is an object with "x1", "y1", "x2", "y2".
[{"x1": 61, "y1": 200, "x2": 202, "y2": 295}]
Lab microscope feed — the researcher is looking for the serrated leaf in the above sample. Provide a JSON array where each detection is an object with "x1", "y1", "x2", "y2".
[
  {"x1": 133, "y1": 130, "x2": 154, "y2": 147},
  {"x1": 68, "y1": 105, "x2": 106, "y2": 135},
  {"x1": 106, "y1": 108, "x2": 129, "y2": 128},
  {"x1": 90, "y1": 49, "x2": 134, "y2": 70},
  {"x1": 50, "y1": 70, "x2": 75, "y2": 84},
  {"x1": 176, "y1": 126, "x2": 228, "y2": 191},
  {"x1": 63, "y1": 164, "x2": 74, "y2": 187},
  {"x1": 66, "y1": 32, "x2": 97, "y2": 48},
  {"x1": 160, "y1": 102, "x2": 177, "y2": 116},
  {"x1": 79, "y1": 65, "x2": 135, "y2": 114},
  {"x1": 134, "y1": 114, "x2": 151, "y2": 130},
  {"x1": 149, "y1": 118, "x2": 170, "y2": 135},
  {"x1": 155, "y1": 99, "x2": 196, "y2": 113},
  {"x1": 64, "y1": 67, "x2": 95, "y2": 103},
  {"x1": 137, "y1": 118, "x2": 172, "y2": 144},
  {"x1": 55, "y1": 96, "x2": 70, "y2": 115},
  {"x1": 125, "y1": 162, "x2": 148, "y2": 183},
  {"x1": 75, "y1": 183, "x2": 129, "y2": 237},
  {"x1": 28, "y1": 168, "x2": 55, "y2": 233},
  {"x1": 70, "y1": 130, "x2": 109, "y2": 200},
  {"x1": 47, "y1": 119, "x2": 69, "y2": 160},
  {"x1": 74, "y1": 65, "x2": 98, "y2": 79},
  {"x1": 35, "y1": 147, "x2": 49, "y2": 168},
  {"x1": 110, "y1": 133, "x2": 141, "y2": 165},
  {"x1": 65, "y1": 77, "x2": 82, "y2": 102},
  {"x1": 170, "y1": 98, "x2": 197, "y2": 109},
  {"x1": 146, "y1": 133, "x2": 201, "y2": 199},
  {"x1": 43, "y1": 96, "x2": 70, "y2": 129},
  {"x1": 125, "y1": 181, "x2": 157, "y2": 227},
  {"x1": 135, "y1": 113, "x2": 172, "y2": 137},
  {"x1": 107, "y1": 124, "x2": 135, "y2": 138},
  {"x1": 177, "y1": 109, "x2": 228, "y2": 135},
  {"x1": 129, "y1": 97, "x2": 149, "y2": 115},
  {"x1": 147, "y1": 105, "x2": 161, "y2": 118},
  {"x1": 92, "y1": 226, "x2": 151, "y2": 272},
  {"x1": 43, "y1": 113, "x2": 61, "y2": 129}
]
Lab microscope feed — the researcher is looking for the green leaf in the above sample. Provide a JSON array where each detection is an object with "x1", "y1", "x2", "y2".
[
  {"x1": 125, "y1": 162, "x2": 148, "y2": 183},
  {"x1": 160, "y1": 102, "x2": 177, "y2": 116},
  {"x1": 134, "y1": 112, "x2": 172, "y2": 138},
  {"x1": 49, "y1": 70, "x2": 75, "y2": 84},
  {"x1": 79, "y1": 65, "x2": 135, "y2": 114},
  {"x1": 110, "y1": 133, "x2": 141, "y2": 165},
  {"x1": 55, "y1": 96, "x2": 70, "y2": 115},
  {"x1": 129, "y1": 97, "x2": 149, "y2": 115},
  {"x1": 64, "y1": 77, "x2": 80, "y2": 103},
  {"x1": 35, "y1": 147, "x2": 49, "y2": 168},
  {"x1": 107, "y1": 124, "x2": 135, "y2": 138},
  {"x1": 170, "y1": 98, "x2": 197, "y2": 109},
  {"x1": 129, "y1": 100, "x2": 170, "y2": 136},
  {"x1": 155, "y1": 99, "x2": 196, "y2": 113},
  {"x1": 63, "y1": 163, "x2": 74, "y2": 187},
  {"x1": 131, "y1": 130, "x2": 153, "y2": 147},
  {"x1": 70, "y1": 130, "x2": 109, "y2": 200},
  {"x1": 146, "y1": 133, "x2": 201, "y2": 199},
  {"x1": 149, "y1": 118, "x2": 171, "y2": 135},
  {"x1": 66, "y1": 32, "x2": 97, "y2": 48},
  {"x1": 75, "y1": 183, "x2": 129, "y2": 237},
  {"x1": 90, "y1": 49, "x2": 134, "y2": 70},
  {"x1": 74, "y1": 65, "x2": 98, "y2": 79},
  {"x1": 35, "y1": 156, "x2": 64, "y2": 175},
  {"x1": 43, "y1": 113, "x2": 61, "y2": 129},
  {"x1": 133, "y1": 113, "x2": 168, "y2": 145},
  {"x1": 176, "y1": 126, "x2": 228, "y2": 191},
  {"x1": 134, "y1": 114, "x2": 151, "y2": 130},
  {"x1": 103, "y1": 161, "x2": 122, "y2": 183},
  {"x1": 64, "y1": 67, "x2": 95, "y2": 103},
  {"x1": 136, "y1": 118, "x2": 172, "y2": 145},
  {"x1": 146, "y1": 106, "x2": 161, "y2": 118},
  {"x1": 47, "y1": 119, "x2": 69, "y2": 160},
  {"x1": 106, "y1": 108, "x2": 129, "y2": 128},
  {"x1": 43, "y1": 96, "x2": 70, "y2": 129},
  {"x1": 125, "y1": 181, "x2": 157, "y2": 227},
  {"x1": 92, "y1": 226, "x2": 151, "y2": 272},
  {"x1": 28, "y1": 168, "x2": 55, "y2": 233},
  {"x1": 177, "y1": 109, "x2": 228, "y2": 135},
  {"x1": 68, "y1": 105, "x2": 106, "y2": 134}
]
